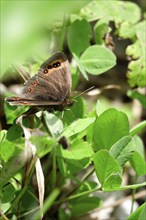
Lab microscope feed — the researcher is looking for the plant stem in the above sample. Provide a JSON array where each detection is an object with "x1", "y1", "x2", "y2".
[
  {"x1": 55, "y1": 181, "x2": 146, "y2": 205},
  {"x1": 7, "y1": 157, "x2": 37, "y2": 213},
  {"x1": 55, "y1": 186, "x2": 102, "y2": 205},
  {"x1": 130, "y1": 175, "x2": 138, "y2": 214},
  {"x1": 52, "y1": 145, "x2": 57, "y2": 189},
  {"x1": 66, "y1": 166, "x2": 95, "y2": 197}
]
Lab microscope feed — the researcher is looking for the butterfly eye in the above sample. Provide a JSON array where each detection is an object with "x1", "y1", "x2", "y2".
[
  {"x1": 28, "y1": 88, "x2": 31, "y2": 92},
  {"x1": 44, "y1": 69, "x2": 48, "y2": 74},
  {"x1": 53, "y1": 62, "x2": 61, "y2": 68}
]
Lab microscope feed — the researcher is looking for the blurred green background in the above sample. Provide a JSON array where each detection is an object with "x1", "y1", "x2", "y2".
[{"x1": 1, "y1": 0, "x2": 89, "y2": 79}]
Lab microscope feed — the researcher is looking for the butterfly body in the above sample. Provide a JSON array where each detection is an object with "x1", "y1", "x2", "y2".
[{"x1": 6, "y1": 52, "x2": 73, "y2": 111}]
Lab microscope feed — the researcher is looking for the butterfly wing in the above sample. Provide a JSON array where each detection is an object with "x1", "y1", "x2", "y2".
[
  {"x1": 6, "y1": 52, "x2": 72, "y2": 106},
  {"x1": 5, "y1": 97, "x2": 63, "y2": 106},
  {"x1": 23, "y1": 52, "x2": 71, "y2": 101}
]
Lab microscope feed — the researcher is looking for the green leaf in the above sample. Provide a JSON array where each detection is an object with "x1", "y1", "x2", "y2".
[
  {"x1": 127, "y1": 58, "x2": 146, "y2": 88},
  {"x1": 0, "y1": 183, "x2": 15, "y2": 203},
  {"x1": 58, "y1": 208, "x2": 69, "y2": 220},
  {"x1": 70, "y1": 96, "x2": 85, "y2": 119},
  {"x1": 0, "y1": 130, "x2": 7, "y2": 143},
  {"x1": 129, "y1": 136, "x2": 146, "y2": 176},
  {"x1": 0, "y1": 140, "x2": 15, "y2": 162},
  {"x1": 0, "y1": 129, "x2": 24, "y2": 162},
  {"x1": 59, "y1": 140, "x2": 93, "y2": 161},
  {"x1": 80, "y1": 1, "x2": 141, "y2": 24},
  {"x1": 136, "y1": 20, "x2": 146, "y2": 57},
  {"x1": 130, "y1": 152, "x2": 146, "y2": 175},
  {"x1": 92, "y1": 150, "x2": 122, "y2": 188},
  {"x1": 93, "y1": 108, "x2": 129, "y2": 151},
  {"x1": 127, "y1": 202, "x2": 146, "y2": 220},
  {"x1": 62, "y1": 96, "x2": 86, "y2": 126},
  {"x1": 6, "y1": 124, "x2": 23, "y2": 141},
  {"x1": 0, "y1": 147, "x2": 25, "y2": 188},
  {"x1": 96, "y1": 100, "x2": 106, "y2": 116},
  {"x1": 86, "y1": 122, "x2": 94, "y2": 144},
  {"x1": 56, "y1": 140, "x2": 94, "y2": 174},
  {"x1": 126, "y1": 40, "x2": 141, "y2": 59},
  {"x1": 94, "y1": 19, "x2": 109, "y2": 44},
  {"x1": 126, "y1": 20, "x2": 146, "y2": 88},
  {"x1": 127, "y1": 90, "x2": 146, "y2": 108},
  {"x1": 133, "y1": 136, "x2": 145, "y2": 158},
  {"x1": 4, "y1": 102, "x2": 29, "y2": 124},
  {"x1": 71, "y1": 65, "x2": 80, "y2": 90},
  {"x1": 103, "y1": 173, "x2": 122, "y2": 190},
  {"x1": 62, "y1": 117, "x2": 95, "y2": 138},
  {"x1": 70, "y1": 196, "x2": 101, "y2": 217},
  {"x1": 19, "y1": 190, "x2": 38, "y2": 214},
  {"x1": 73, "y1": 53, "x2": 88, "y2": 80},
  {"x1": 80, "y1": 45, "x2": 116, "y2": 75},
  {"x1": 31, "y1": 135, "x2": 55, "y2": 158},
  {"x1": 118, "y1": 21, "x2": 136, "y2": 39},
  {"x1": 68, "y1": 19, "x2": 91, "y2": 56},
  {"x1": 110, "y1": 136, "x2": 134, "y2": 167},
  {"x1": 43, "y1": 111, "x2": 64, "y2": 138},
  {"x1": 56, "y1": 150, "x2": 67, "y2": 177}
]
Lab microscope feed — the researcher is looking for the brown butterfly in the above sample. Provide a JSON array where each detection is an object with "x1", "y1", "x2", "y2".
[{"x1": 5, "y1": 52, "x2": 73, "y2": 113}]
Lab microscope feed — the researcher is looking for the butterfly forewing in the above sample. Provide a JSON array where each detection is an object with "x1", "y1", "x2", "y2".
[
  {"x1": 6, "y1": 52, "x2": 72, "y2": 108},
  {"x1": 37, "y1": 52, "x2": 71, "y2": 100}
]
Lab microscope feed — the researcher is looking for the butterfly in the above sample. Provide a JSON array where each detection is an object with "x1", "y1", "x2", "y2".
[{"x1": 5, "y1": 52, "x2": 73, "y2": 113}]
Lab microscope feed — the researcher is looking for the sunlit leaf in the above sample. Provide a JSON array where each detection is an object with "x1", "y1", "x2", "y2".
[
  {"x1": 68, "y1": 19, "x2": 91, "y2": 56},
  {"x1": 110, "y1": 136, "x2": 134, "y2": 167},
  {"x1": 93, "y1": 108, "x2": 129, "y2": 151},
  {"x1": 62, "y1": 117, "x2": 95, "y2": 137},
  {"x1": 80, "y1": 45, "x2": 116, "y2": 75},
  {"x1": 93, "y1": 150, "x2": 122, "y2": 188}
]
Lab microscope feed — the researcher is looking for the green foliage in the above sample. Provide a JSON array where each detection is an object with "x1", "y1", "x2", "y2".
[
  {"x1": 80, "y1": 45, "x2": 116, "y2": 75},
  {"x1": 93, "y1": 108, "x2": 129, "y2": 151},
  {"x1": 110, "y1": 136, "x2": 134, "y2": 167},
  {"x1": 93, "y1": 150, "x2": 122, "y2": 190},
  {"x1": 69, "y1": 196, "x2": 101, "y2": 217},
  {"x1": 1, "y1": 0, "x2": 146, "y2": 219},
  {"x1": 0, "y1": 129, "x2": 25, "y2": 188},
  {"x1": 94, "y1": 19, "x2": 109, "y2": 44},
  {"x1": 4, "y1": 102, "x2": 29, "y2": 124},
  {"x1": 127, "y1": 202, "x2": 146, "y2": 220},
  {"x1": 62, "y1": 117, "x2": 95, "y2": 137},
  {"x1": 0, "y1": 183, "x2": 15, "y2": 204},
  {"x1": 57, "y1": 139, "x2": 94, "y2": 175},
  {"x1": 129, "y1": 136, "x2": 146, "y2": 176},
  {"x1": 126, "y1": 20, "x2": 146, "y2": 88},
  {"x1": 68, "y1": 19, "x2": 91, "y2": 56},
  {"x1": 127, "y1": 90, "x2": 146, "y2": 108},
  {"x1": 80, "y1": 1, "x2": 141, "y2": 23}
]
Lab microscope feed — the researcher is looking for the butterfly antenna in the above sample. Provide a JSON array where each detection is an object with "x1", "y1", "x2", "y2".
[
  {"x1": 14, "y1": 64, "x2": 31, "y2": 81},
  {"x1": 74, "y1": 86, "x2": 95, "y2": 99}
]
